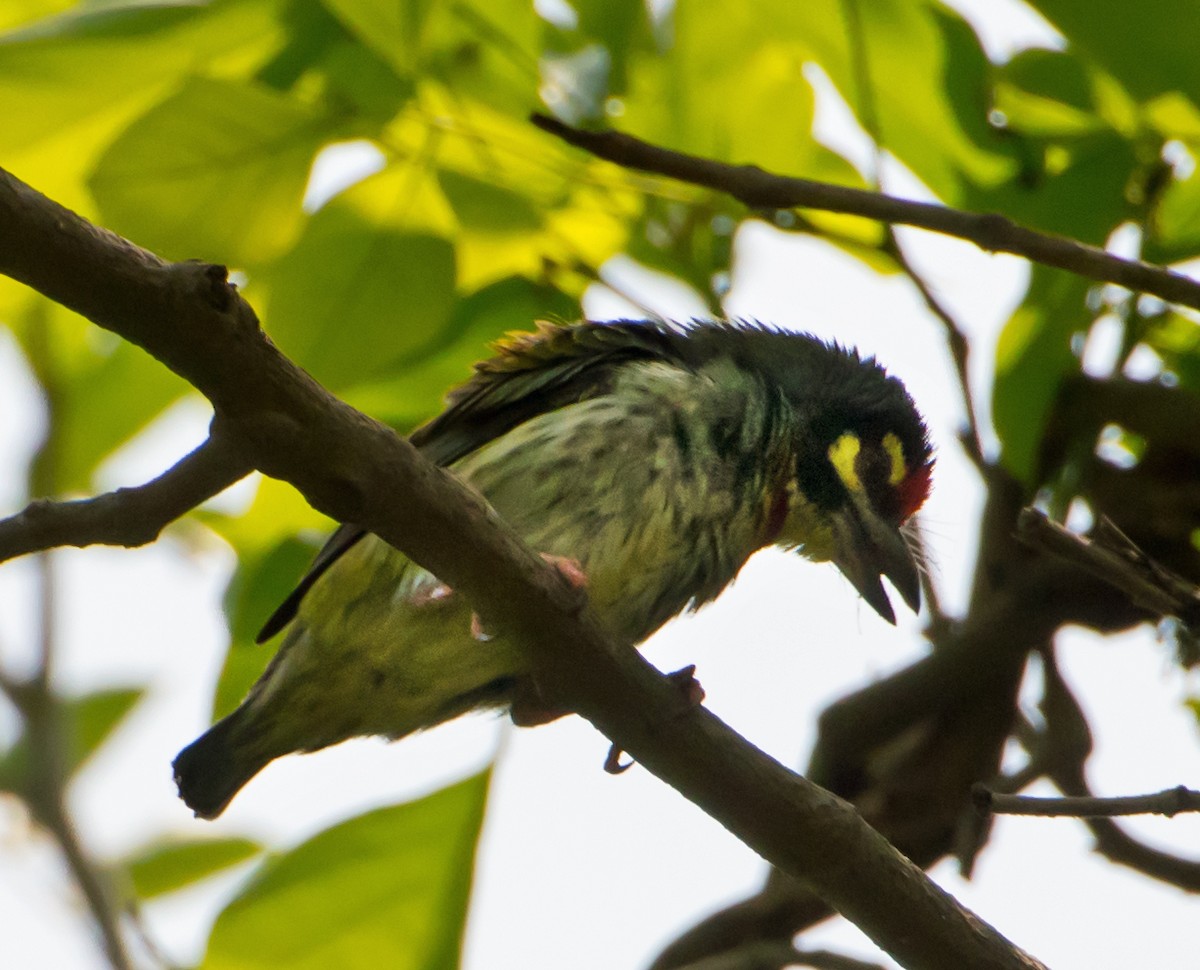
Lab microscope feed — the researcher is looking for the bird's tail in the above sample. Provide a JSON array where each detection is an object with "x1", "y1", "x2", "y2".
[{"x1": 173, "y1": 709, "x2": 271, "y2": 820}]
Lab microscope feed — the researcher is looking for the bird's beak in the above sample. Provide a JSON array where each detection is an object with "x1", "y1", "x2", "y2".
[{"x1": 828, "y1": 500, "x2": 921, "y2": 625}]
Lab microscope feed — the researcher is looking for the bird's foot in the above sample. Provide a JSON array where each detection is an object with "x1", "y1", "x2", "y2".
[
  {"x1": 666, "y1": 663, "x2": 706, "y2": 707},
  {"x1": 604, "y1": 664, "x2": 705, "y2": 775},
  {"x1": 509, "y1": 676, "x2": 569, "y2": 727}
]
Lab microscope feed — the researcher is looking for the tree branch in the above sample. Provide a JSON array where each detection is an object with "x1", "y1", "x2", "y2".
[
  {"x1": 0, "y1": 434, "x2": 252, "y2": 563},
  {"x1": 1022, "y1": 649, "x2": 1200, "y2": 893},
  {"x1": 530, "y1": 114, "x2": 1200, "y2": 311},
  {"x1": 0, "y1": 165, "x2": 1049, "y2": 970},
  {"x1": 974, "y1": 784, "x2": 1200, "y2": 819}
]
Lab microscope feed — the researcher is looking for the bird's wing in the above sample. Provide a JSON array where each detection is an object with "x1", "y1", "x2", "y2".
[
  {"x1": 409, "y1": 319, "x2": 678, "y2": 465},
  {"x1": 255, "y1": 523, "x2": 367, "y2": 643},
  {"x1": 256, "y1": 320, "x2": 679, "y2": 641}
]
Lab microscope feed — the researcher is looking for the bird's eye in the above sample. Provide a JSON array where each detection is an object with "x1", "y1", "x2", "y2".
[{"x1": 826, "y1": 432, "x2": 932, "y2": 524}]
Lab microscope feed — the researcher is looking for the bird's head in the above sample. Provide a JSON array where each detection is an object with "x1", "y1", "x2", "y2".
[{"x1": 768, "y1": 341, "x2": 933, "y2": 624}]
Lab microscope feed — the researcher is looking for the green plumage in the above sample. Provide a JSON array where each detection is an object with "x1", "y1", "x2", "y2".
[{"x1": 174, "y1": 320, "x2": 932, "y2": 818}]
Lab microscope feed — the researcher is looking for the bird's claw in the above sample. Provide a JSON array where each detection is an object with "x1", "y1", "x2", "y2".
[
  {"x1": 604, "y1": 745, "x2": 634, "y2": 774},
  {"x1": 603, "y1": 664, "x2": 706, "y2": 775}
]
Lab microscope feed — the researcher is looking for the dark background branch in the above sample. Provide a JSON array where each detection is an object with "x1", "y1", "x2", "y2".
[{"x1": 976, "y1": 785, "x2": 1200, "y2": 818}]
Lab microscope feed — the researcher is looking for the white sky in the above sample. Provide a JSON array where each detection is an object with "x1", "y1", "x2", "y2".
[{"x1": 2, "y1": 1, "x2": 1200, "y2": 968}]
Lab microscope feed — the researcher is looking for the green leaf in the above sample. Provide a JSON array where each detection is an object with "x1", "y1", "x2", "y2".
[
  {"x1": 1026, "y1": 0, "x2": 1200, "y2": 103},
  {"x1": 55, "y1": 342, "x2": 193, "y2": 493},
  {"x1": 255, "y1": 159, "x2": 456, "y2": 391},
  {"x1": 2, "y1": 295, "x2": 191, "y2": 494},
  {"x1": 994, "y1": 49, "x2": 1110, "y2": 139},
  {"x1": 127, "y1": 837, "x2": 263, "y2": 900},
  {"x1": 321, "y1": 0, "x2": 436, "y2": 76},
  {"x1": 783, "y1": 0, "x2": 1016, "y2": 203},
  {"x1": 438, "y1": 169, "x2": 542, "y2": 233},
  {"x1": 258, "y1": 163, "x2": 457, "y2": 391},
  {"x1": 622, "y1": 0, "x2": 823, "y2": 174},
  {"x1": 0, "y1": 0, "x2": 289, "y2": 157},
  {"x1": 89, "y1": 75, "x2": 325, "y2": 265},
  {"x1": 420, "y1": 0, "x2": 541, "y2": 113},
  {"x1": 971, "y1": 128, "x2": 1137, "y2": 245},
  {"x1": 1142, "y1": 311, "x2": 1200, "y2": 391},
  {"x1": 1187, "y1": 696, "x2": 1200, "y2": 725},
  {"x1": 992, "y1": 266, "x2": 1091, "y2": 483},
  {"x1": 0, "y1": 1, "x2": 72, "y2": 33},
  {"x1": 203, "y1": 771, "x2": 492, "y2": 970},
  {"x1": 319, "y1": 36, "x2": 415, "y2": 123},
  {"x1": 69, "y1": 687, "x2": 144, "y2": 771},
  {"x1": 0, "y1": 686, "x2": 146, "y2": 795},
  {"x1": 225, "y1": 536, "x2": 322, "y2": 647},
  {"x1": 1148, "y1": 168, "x2": 1200, "y2": 263},
  {"x1": 343, "y1": 275, "x2": 578, "y2": 430}
]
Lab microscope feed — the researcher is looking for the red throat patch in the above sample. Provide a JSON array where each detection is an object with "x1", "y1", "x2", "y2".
[
  {"x1": 897, "y1": 461, "x2": 933, "y2": 522},
  {"x1": 764, "y1": 488, "x2": 789, "y2": 543}
]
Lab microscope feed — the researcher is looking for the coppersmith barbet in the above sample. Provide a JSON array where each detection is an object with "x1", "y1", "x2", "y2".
[{"x1": 174, "y1": 319, "x2": 933, "y2": 818}]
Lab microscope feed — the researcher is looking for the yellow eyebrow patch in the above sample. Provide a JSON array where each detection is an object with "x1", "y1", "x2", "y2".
[
  {"x1": 883, "y1": 432, "x2": 906, "y2": 485},
  {"x1": 828, "y1": 433, "x2": 863, "y2": 492}
]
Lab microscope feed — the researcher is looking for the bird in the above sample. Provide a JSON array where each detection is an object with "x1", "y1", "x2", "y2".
[{"x1": 173, "y1": 318, "x2": 933, "y2": 818}]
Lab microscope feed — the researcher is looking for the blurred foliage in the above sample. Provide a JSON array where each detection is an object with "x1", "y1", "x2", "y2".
[
  {"x1": 0, "y1": 686, "x2": 144, "y2": 796},
  {"x1": 203, "y1": 771, "x2": 490, "y2": 970},
  {"x1": 3, "y1": 0, "x2": 1200, "y2": 967},
  {"x1": 127, "y1": 837, "x2": 264, "y2": 900}
]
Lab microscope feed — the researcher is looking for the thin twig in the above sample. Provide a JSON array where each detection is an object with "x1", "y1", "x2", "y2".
[
  {"x1": 0, "y1": 434, "x2": 252, "y2": 564},
  {"x1": 884, "y1": 234, "x2": 987, "y2": 469},
  {"x1": 1019, "y1": 666, "x2": 1200, "y2": 892},
  {"x1": 975, "y1": 784, "x2": 1200, "y2": 819},
  {"x1": 1, "y1": 638, "x2": 134, "y2": 970},
  {"x1": 531, "y1": 113, "x2": 1200, "y2": 311}
]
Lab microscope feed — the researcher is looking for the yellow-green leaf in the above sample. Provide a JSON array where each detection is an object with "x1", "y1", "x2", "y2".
[
  {"x1": 89, "y1": 75, "x2": 325, "y2": 265},
  {"x1": 203, "y1": 771, "x2": 491, "y2": 970},
  {"x1": 257, "y1": 162, "x2": 458, "y2": 390},
  {"x1": 128, "y1": 837, "x2": 263, "y2": 900}
]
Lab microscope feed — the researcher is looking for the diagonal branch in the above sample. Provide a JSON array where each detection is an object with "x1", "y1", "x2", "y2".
[
  {"x1": 0, "y1": 165, "x2": 1048, "y2": 970},
  {"x1": 0, "y1": 434, "x2": 252, "y2": 563},
  {"x1": 530, "y1": 114, "x2": 1200, "y2": 312}
]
